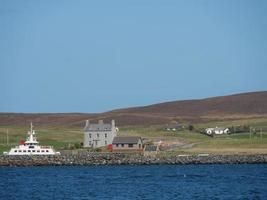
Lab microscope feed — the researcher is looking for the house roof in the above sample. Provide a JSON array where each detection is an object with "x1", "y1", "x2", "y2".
[
  {"x1": 206, "y1": 127, "x2": 228, "y2": 131},
  {"x1": 214, "y1": 127, "x2": 228, "y2": 131},
  {"x1": 85, "y1": 124, "x2": 112, "y2": 131},
  {"x1": 112, "y1": 136, "x2": 141, "y2": 144},
  {"x1": 166, "y1": 123, "x2": 180, "y2": 129}
]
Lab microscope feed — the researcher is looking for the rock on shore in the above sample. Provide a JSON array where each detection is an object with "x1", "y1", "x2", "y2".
[{"x1": 0, "y1": 153, "x2": 267, "y2": 167}]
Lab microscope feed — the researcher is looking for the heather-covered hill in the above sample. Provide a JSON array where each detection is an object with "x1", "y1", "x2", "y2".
[{"x1": 0, "y1": 91, "x2": 266, "y2": 127}]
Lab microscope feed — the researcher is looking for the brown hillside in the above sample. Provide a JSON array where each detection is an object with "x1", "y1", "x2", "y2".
[
  {"x1": 0, "y1": 91, "x2": 266, "y2": 127},
  {"x1": 113, "y1": 91, "x2": 267, "y2": 116}
]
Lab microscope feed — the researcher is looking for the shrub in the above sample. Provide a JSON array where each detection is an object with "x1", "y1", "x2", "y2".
[{"x1": 188, "y1": 124, "x2": 194, "y2": 131}]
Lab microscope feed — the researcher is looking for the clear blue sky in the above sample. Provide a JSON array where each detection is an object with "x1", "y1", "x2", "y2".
[{"x1": 1, "y1": 0, "x2": 267, "y2": 113}]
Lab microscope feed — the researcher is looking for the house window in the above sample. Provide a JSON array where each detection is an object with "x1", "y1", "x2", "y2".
[
  {"x1": 89, "y1": 134, "x2": 91, "y2": 138},
  {"x1": 121, "y1": 144, "x2": 124, "y2": 147},
  {"x1": 97, "y1": 133, "x2": 99, "y2": 138},
  {"x1": 46, "y1": 150, "x2": 49, "y2": 152},
  {"x1": 14, "y1": 150, "x2": 17, "y2": 152},
  {"x1": 105, "y1": 133, "x2": 107, "y2": 138},
  {"x1": 23, "y1": 150, "x2": 26, "y2": 152},
  {"x1": 128, "y1": 144, "x2": 133, "y2": 148},
  {"x1": 19, "y1": 150, "x2": 22, "y2": 152},
  {"x1": 33, "y1": 150, "x2": 35, "y2": 152},
  {"x1": 95, "y1": 141, "x2": 98, "y2": 146},
  {"x1": 105, "y1": 141, "x2": 107, "y2": 145},
  {"x1": 41, "y1": 150, "x2": 45, "y2": 152},
  {"x1": 28, "y1": 150, "x2": 31, "y2": 152},
  {"x1": 37, "y1": 150, "x2": 40, "y2": 152},
  {"x1": 89, "y1": 141, "x2": 92, "y2": 146},
  {"x1": 139, "y1": 144, "x2": 141, "y2": 148},
  {"x1": 116, "y1": 144, "x2": 119, "y2": 147}
]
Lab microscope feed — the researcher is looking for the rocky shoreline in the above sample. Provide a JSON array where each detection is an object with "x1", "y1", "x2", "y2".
[{"x1": 0, "y1": 153, "x2": 267, "y2": 167}]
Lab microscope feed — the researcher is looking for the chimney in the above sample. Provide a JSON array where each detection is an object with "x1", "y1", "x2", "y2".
[
  {"x1": 85, "y1": 120, "x2": 89, "y2": 127},
  {"x1": 111, "y1": 119, "x2": 115, "y2": 127}
]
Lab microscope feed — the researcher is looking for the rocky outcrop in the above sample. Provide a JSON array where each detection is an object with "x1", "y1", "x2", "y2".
[{"x1": 0, "y1": 153, "x2": 267, "y2": 167}]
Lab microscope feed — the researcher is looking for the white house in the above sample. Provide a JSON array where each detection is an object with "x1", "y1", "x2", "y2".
[
  {"x1": 83, "y1": 120, "x2": 117, "y2": 148},
  {"x1": 205, "y1": 127, "x2": 230, "y2": 135}
]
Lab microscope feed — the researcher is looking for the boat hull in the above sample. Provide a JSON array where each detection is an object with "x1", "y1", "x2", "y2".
[{"x1": 3, "y1": 145, "x2": 60, "y2": 156}]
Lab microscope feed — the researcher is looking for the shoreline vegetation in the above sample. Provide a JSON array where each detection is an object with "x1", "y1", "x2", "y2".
[{"x1": 0, "y1": 153, "x2": 267, "y2": 167}]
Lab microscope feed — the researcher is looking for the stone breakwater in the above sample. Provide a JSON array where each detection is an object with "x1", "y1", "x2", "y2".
[{"x1": 1, "y1": 153, "x2": 267, "y2": 166}]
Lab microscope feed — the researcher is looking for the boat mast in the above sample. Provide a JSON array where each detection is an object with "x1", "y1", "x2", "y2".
[
  {"x1": 31, "y1": 122, "x2": 33, "y2": 133},
  {"x1": 29, "y1": 122, "x2": 35, "y2": 142}
]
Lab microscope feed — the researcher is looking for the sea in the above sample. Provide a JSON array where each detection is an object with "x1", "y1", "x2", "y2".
[{"x1": 0, "y1": 164, "x2": 267, "y2": 200}]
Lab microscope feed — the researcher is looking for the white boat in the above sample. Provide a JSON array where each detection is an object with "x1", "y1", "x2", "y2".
[{"x1": 3, "y1": 123, "x2": 60, "y2": 156}]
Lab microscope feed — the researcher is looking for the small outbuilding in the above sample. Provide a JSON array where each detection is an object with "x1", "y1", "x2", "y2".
[
  {"x1": 112, "y1": 136, "x2": 143, "y2": 152},
  {"x1": 144, "y1": 144, "x2": 159, "y2": 157},
  {"x1": 165, "y1": 123, "x2": 181, "y2": 131}
]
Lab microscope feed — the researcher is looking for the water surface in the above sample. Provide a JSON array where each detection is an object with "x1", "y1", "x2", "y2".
[{"x1": 1, "y1": 164, "x2": 267, "y2": 199}]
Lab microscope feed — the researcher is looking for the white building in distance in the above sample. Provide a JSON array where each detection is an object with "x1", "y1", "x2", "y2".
[
  {"x1": 205, "y1": 127, "x2": 230, "y2": 135},
  {"x1": 83, "y1": 120, "x2": 117, "y2": 148}
]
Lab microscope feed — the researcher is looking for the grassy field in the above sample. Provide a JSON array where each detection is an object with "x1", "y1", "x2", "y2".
[
  {"x1": 120, "y1": 125, "x2": 267, "y2": 155},
  {"x1": 0, "y1": 118, "x2": 267, "y2": 155}
]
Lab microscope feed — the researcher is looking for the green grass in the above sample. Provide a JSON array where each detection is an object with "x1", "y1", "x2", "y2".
[
  {"x1": 1, "y1": 117, "x2": 267, "y2": 155},
  {"x1": 119, "y1": 123, "x2": 267, "y2": 155}
]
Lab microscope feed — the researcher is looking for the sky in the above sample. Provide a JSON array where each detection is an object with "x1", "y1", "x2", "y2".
[{"x1": 0, "y1": 0, "x2": 267, "y2": 113}]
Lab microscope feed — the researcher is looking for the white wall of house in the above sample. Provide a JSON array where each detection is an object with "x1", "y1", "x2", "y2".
[
  {"x1": 84, "y1": 131, "x2": 114, "y2": 147},
  {"x1": 223, "y1": 128, "x2": 230, "y2": 134},
  {"x1": 214, "y1": 129, "x2": 224, "y2": 134},
  {"x1": 205, "y1": 128, "x2": 214, "y2": 135}
]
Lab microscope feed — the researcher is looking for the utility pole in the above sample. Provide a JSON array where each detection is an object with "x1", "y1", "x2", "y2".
[{"x1": 6, "y1": 129, "x2": 9, "y2": 145}]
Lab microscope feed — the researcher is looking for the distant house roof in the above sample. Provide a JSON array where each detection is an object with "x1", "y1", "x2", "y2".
[
  {"x1": 214, "y1": 127, "x2": 228, "y2": 131},
  {"x1": 144, "y1": 145, "x2": 158, "y2": 152},
  {"x1": 112, "y1": 136, "x2": 141, "y2": 144},
  {"x1": 206, "y1": 127, "x2": 228, "y2": 131},
  {"x1": 84, "y1": 120, "x2": 114, "y2": 131},
  {"x1": 166, "y1": 123, "x2": 181, "y2": 129}
]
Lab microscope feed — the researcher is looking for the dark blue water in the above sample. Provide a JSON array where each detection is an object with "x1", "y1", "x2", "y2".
[{"x1": 0, "y1": 164, "x2": 267, "y2": 200}]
